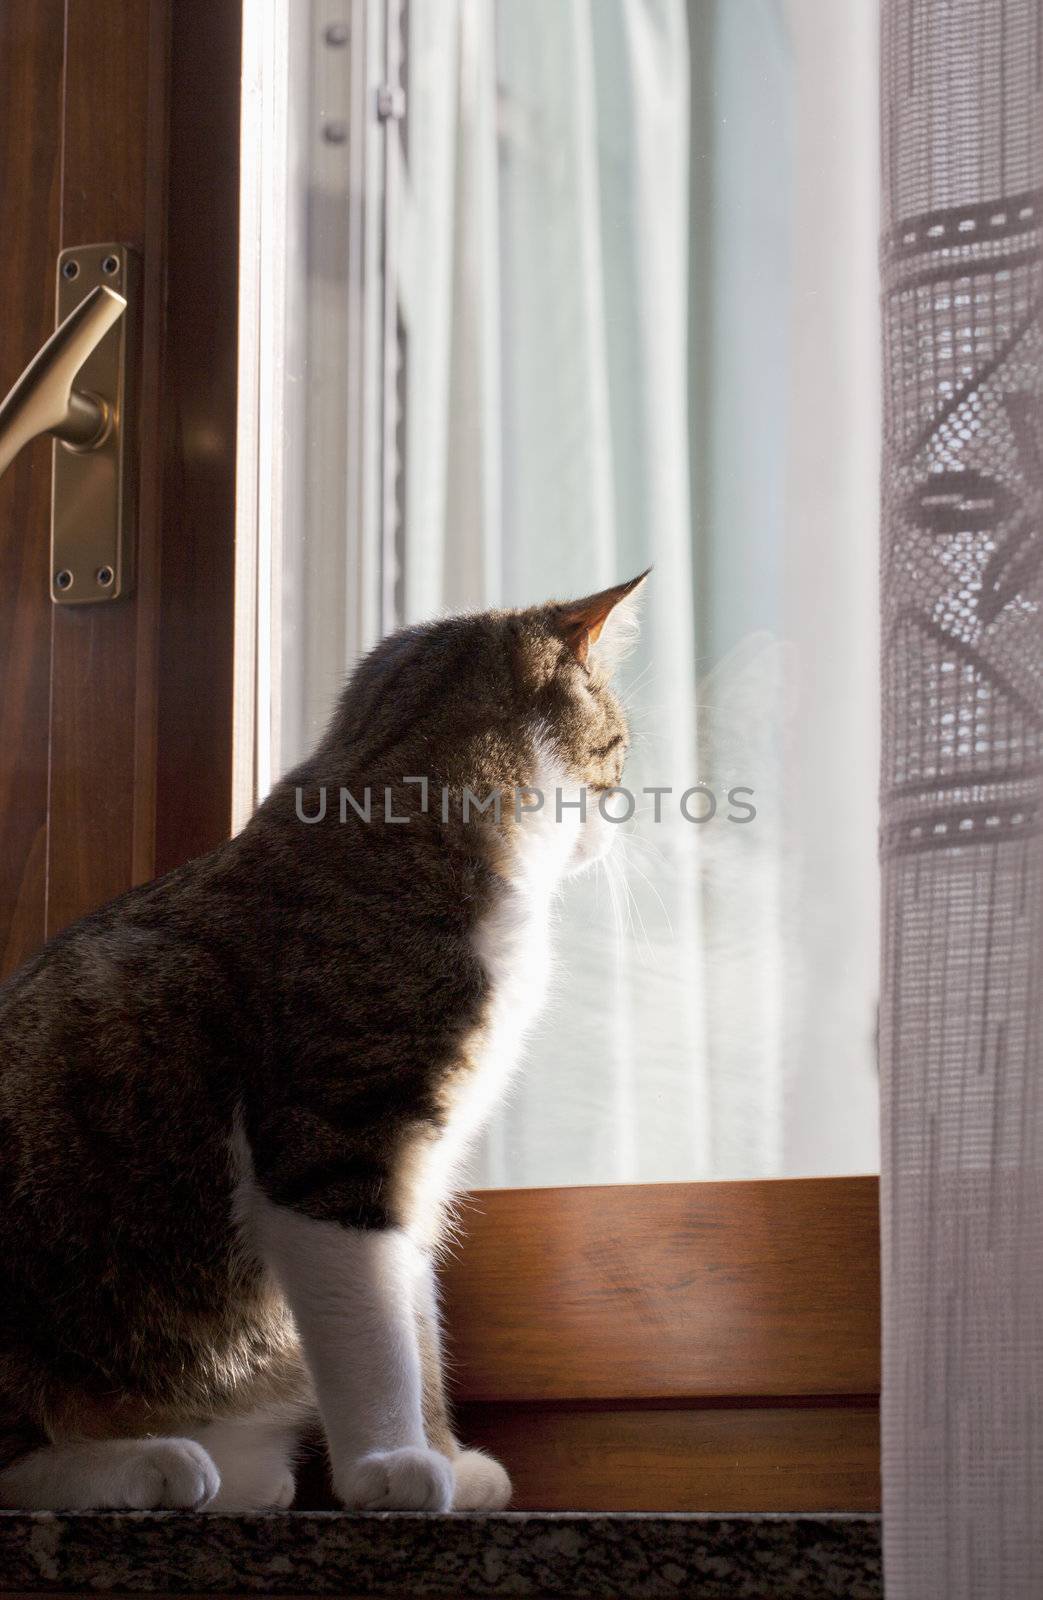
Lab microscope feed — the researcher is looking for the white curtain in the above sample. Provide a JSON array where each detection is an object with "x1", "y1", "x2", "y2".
[
  {"x1": 270, "y1": 0, "x2": 880, "y2": 1187},
  {"x1": 401, "y1": 0, "x2": 710, "y2": 1184},
  {"x1": 391, "y1": 0, "x2": 880, "y2": 1187}
]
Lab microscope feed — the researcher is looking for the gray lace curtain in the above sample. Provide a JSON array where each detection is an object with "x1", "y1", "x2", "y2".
[{"x1": 880, "y1": 1, "x2": 1043, "y2": 1594}]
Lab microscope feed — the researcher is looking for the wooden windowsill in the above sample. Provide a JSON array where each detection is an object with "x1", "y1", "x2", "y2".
[{"x1": 438, "y1": 1177, "x2": 881, "y2": 1514}]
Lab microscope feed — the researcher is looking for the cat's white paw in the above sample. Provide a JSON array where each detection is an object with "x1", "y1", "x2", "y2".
[
  {"x1": 452, "y1": 1448, "x2": 512, "y2": 1510},
  {"x1": 123, "y1": 1439, "x2": 221, "y2": 1510},
  {"x1": 336, "y1": 1446, "x2": 454, "y2": 1511}
]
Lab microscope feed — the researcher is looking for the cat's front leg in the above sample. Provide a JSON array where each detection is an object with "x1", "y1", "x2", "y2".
[
  {"x1": 252, "y1": 1198, "x2": 453, "y2": 1512},
  {"x1": 416, "y1": 1255, "x2": 512, "y2": 1510}
]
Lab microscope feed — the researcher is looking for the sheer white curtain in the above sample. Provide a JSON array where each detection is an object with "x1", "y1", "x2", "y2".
[
  {"x1": 401, "y1": 0, "x2": 709, "y2": 1184},
  {"x1": 392, "y1": 0, "x2": 879, "y2": 1186},
  {"x1": 263, "y1": 0, "x2": 880, "y2": 1186}
]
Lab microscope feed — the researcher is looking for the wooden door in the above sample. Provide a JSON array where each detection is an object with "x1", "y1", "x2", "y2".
[{"x1": 0, "y1": 0, "x2": 242, "y2": 980}]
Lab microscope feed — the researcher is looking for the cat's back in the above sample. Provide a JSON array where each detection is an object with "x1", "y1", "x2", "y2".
[
  {"x1": 0, "y1": 854, "x2": 260, "y2": 1267},
  {"x1": 0, "y1": 853, "x2": 288, "y2": 1421},
  {"x1": 0, "y1": 857, "x2": 249, "y2": 1096}
]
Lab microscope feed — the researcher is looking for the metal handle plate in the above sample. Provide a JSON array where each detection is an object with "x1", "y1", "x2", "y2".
[{"x1": 50, "y1": 245, "x2": 137, "y2": 604}]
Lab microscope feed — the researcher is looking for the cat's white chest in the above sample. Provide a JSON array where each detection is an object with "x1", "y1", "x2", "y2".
[
  {"x1": 410, "y1": 869, "x2": 555, "y2": 1227},
  {"x1": 473, "y1": 873, "x2": 553, "y2": 1088},
  {"x1": 408, "y1": 752, "x2": 582, "y2": 1229}
]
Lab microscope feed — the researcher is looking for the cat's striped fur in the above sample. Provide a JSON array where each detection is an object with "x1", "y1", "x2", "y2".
[{"x1": 0, "y1": 577, "x2": 644, "y2": 1510}]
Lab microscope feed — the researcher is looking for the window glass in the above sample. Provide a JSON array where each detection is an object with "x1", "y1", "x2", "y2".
[{"x1": 244, "y1": 0, "x2": 881, "y2": 1184}]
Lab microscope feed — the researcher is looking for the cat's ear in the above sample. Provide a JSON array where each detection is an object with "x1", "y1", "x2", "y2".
[{"x1": 555, "y1": 569, "x2": 650, "y2": 670}]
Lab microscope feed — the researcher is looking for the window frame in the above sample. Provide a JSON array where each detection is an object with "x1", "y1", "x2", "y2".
[
  {"x1": 232, "y1": 6, "x2": 883, "y2": 1514},
  {"x1": 0, "y1": 2, "x2": 880, "y2": 1519}
]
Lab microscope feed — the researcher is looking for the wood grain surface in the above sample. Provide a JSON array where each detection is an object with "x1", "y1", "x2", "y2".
[
  {"x1": 47, "y1": 0, "x2": 242, "y2": 936},
  {"x1": 0, "y1": 2, "x2": 64, "y2": 978},
  {"x1": 1, "y1": 2, "x2": 242, "y2": 970},
  {"x1": 456, "y1": 1399, "x2": 881, "y2": 1512},
  {"x1": 436, "y1": 1178, "x2": 881, "y2": 1511},
  {"x1": 440, "y1": 1178, "x2": 881, "y2": 1402},
  {"x1": 46, "y1": 0, "x2": 166, "y2": 936},
  {"x1": 152, "y1": 0, "x2": 241, "y2": 876}
]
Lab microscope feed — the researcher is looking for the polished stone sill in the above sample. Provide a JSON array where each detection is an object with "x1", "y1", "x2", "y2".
[{"x1": 0, "y1": 1510, "x2": 881, "y2": 1598}]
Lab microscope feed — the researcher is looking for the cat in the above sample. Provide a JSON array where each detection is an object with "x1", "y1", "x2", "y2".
[{"x1": 0, "y1": 573, "x2": 646, "y2": 1513}]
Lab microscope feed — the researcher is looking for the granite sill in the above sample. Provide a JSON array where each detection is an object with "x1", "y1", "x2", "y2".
[{"x1": 0, "y1": 1510, "x2": 881, "y2": 1599}]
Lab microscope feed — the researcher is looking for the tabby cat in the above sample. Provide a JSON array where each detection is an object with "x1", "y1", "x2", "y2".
[{"x1": 0, "y1": 574, "x2": 645, "y2": 1512}]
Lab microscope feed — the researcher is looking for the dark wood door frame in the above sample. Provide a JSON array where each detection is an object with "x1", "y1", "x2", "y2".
[
  {"x1": 0, "y1": 0, "x2": 242, "y2": 979},
  {"x1": 0, "y1": 0, "x2": 65, "y2": 976}
]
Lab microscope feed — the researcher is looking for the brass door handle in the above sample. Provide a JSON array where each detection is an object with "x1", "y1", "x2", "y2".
[{"x1": 0, "y1": 284, "x2": 126, "y2": 478}]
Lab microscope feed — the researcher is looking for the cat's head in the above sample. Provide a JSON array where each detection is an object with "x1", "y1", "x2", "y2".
[
  {"x1": 325, "y1": 571, "x2": 650, "y2": 872},
  {"x1": 509, "y1": 572, "x2": 648, "y2": 869},
  {"x1": 508, "y1": 569, "x2": 646, "y2": 876}
]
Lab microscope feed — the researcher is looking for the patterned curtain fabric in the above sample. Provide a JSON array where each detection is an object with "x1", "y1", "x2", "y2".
[{"x1": 880, "y1": 2, "x2": 1043, "y2": 1594}]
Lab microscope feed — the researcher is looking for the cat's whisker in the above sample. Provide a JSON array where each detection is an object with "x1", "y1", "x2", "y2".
[
  {"x1": 621, "y1": 872, "x2": 657, "y2": 966},
  {"x1": 620, "y1": 831, "x2": 673, "y2": 875},
  {"x1": 621, "y1": 658, "x2": 657, "y2": 698},
  {"x1": 605, "y1": 849, "x2": 631, "y2": 955},
  {"x1": 607, "y1": 853, "x2": 627, "y2": 950},
  {"x1": 611, "y1": 835, "x2": 659, "y2": 962},
  {"x1": 621, "y1": 852, "x2": 674, "y2": 938}
]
